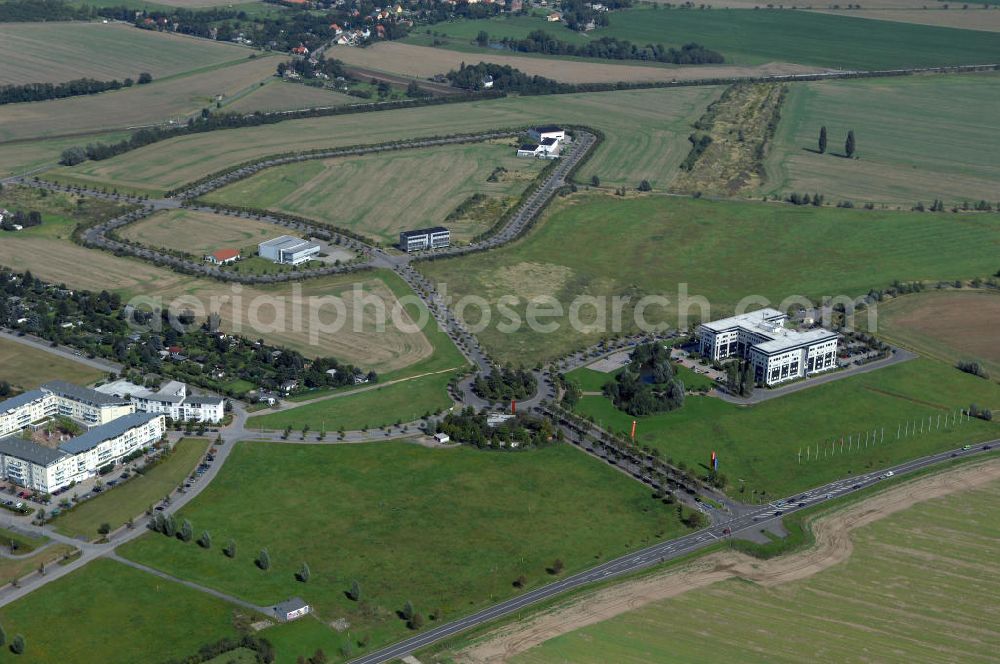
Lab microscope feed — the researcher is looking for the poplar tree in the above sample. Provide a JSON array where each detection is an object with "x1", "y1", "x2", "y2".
[{"x1": 818, "y1": 126, "x2": 827, "y2": 154}]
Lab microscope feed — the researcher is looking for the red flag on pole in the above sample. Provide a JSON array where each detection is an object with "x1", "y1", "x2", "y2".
[{"x1": 511, "y1": 399, "x2": 516, "y2": 414}]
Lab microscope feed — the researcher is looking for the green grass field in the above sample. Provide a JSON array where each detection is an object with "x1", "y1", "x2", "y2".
[
  {"x1": 875, "y1": 289, "x2": 1000, "y2": 377},
  {"x1": 573, "y1": 358, "x2": 1000, "y2": 498},
  {"x1": 412, "y1": 7, "x2": 1000, "y2": 70},
  {"x1": 203, "y1": 141, "x2": 546, "y2": 245},
  {"x1": 51, "y1": 438, "x2": 210, "y2": 540},
  {"x1": 118, "y1": 208, "x2": 284, "y2": 256},
  {"x1": 566, "y1": 363, "x2": 714, "y2": 393},
  {"x1": 0, "y1": 22, "x2": 251, "y2": 86},
  {"x1": 418, "y1": 193, "x2": 1000, "y2": 364},
  {"x1": 119, "y1": 441, "x2": 689, "y2": 659},
  {"x1": 48, "y1": 86, "x2": 718, "y2": 194},
  {"x1": 245, "y1": 371, "x2": 455, "y2": 432},
  {"x1": 0, "y1": 559, "x2": 240, "y2": 664},
  {"x1": 512, "y1": 475, "x2": 1000, "y2": 663},
  {"x1": 764, "y1": 73, "x2": 1000, "y2": 205},
  {"x1": 0, "y1": 337, "x2": 105, "y2": 391}
]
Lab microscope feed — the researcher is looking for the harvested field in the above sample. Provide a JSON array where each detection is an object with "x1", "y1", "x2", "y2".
[
  {"x1": 50, "y1": 86, "x2": 719, "y2": 193},
  {"x1": 764, "y1": 72, "x2": 1000, "y2": 205},
  {"x1": 0, "y1": 224, "x2": 433, "y2": 370},
  {"x1": 818, "y1": 7, "x2": 1000, "y2": 32},
  {"x1": 0, "y1": 131, "x2": 131, "y2": 178},
  {"x1": 204, "y1": 141, "x2": 546, "y2": 245},
  {"x1": 331, "y1": 41, "x2": 823, "y2": 84},
  {"x1": 0, "y1": 22, "x2": 250, "y2": 86},
  {"x1": 117, "y1": 208, "x2": 284, "y2": 256},
  {"x1": 0, "y1": 55, "x2": 281, "y2": 143},
  {"x1": 671, "y1": 82, "x2": 788, "y2": 196},
  {"x1": 461, "y1": 459, "x2": 1000, "y2": 663},
  {"x1": 876, "y1": 290, "x2": 1000, "y2": 377},
  {"x1": 223, "y1": 79, "x2": 355, "y2": 113}
]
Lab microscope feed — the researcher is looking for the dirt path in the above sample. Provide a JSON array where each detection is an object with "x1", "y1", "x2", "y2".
[{"x1": 457, "y1": 458, "x2": 1000, "y2": 663}]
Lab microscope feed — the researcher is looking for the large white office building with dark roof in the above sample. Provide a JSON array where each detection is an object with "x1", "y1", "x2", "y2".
[
  {"x1": 0, "y1": 381, "x2": 165, "y2": 493},
  {"x1": 697, "y1": 308, "x2": 839, "y2": 387}
]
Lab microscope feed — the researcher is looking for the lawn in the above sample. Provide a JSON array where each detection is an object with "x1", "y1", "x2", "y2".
[
  {"x1": 203, "y1": 141, "x2": 547, "y2": 245},
  {"x1": 119, "y1": 441, "x2": 689, "y2": 660},
  {"x1": 418, "y1": 193, "x2": 1000, "y2": 364},
  {"x1": 573, "y1": 358, "x2": 1000, "y2": 498},
  {"x1": 512, "y1": 476, "x2": 1000, "y2": 663},
  {"x1": 51, "y1": 437, "x2": 210, "y2": 540},
  {"x1": 0, "y1": 559, "x2": 240, "y2": 664},
  {"x1": 874, "y1": 289, "x2": 1000, "y2": 377},
  {"x1": 0, "y1": 21, "x2": 252, "y2": 86},
  {"x1": 412, "y1": 7, "x2": 1000, "y2": 70},
  {"x1": 245, "y1": 371, "x2": 456, "y2": 431},
  {"x1": 566, "y1": 364, "x2": 714, "y2": 393},
  {"x1": 118, "y1": 208, "x2": 286, "y2": 257},
  {"x1": 0, "y1": 337, "x2": 105, "y2": 391},
  {"x1": 763, "y1": 72, "x2": 1000, "y2": 205},
  {"x1": 48, "y1": 85, "x2": 718, "y2": 194}
]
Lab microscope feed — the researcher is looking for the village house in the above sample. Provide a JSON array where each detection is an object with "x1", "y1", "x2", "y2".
[{"x1": 204, "y1": 248, "x2": 240, "y2": 265}]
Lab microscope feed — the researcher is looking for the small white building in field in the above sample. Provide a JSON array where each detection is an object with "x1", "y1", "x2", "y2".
[
  {"x1": 433, "y1": 432, "x2": 450, "y2": 444},
  {"x1": 273, "y1": 597, "x2": 311, "y2": 621}
]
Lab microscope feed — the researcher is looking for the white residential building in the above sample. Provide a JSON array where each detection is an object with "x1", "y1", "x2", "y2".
[
  {"x1": 259, "y1": 236, "x2": 322, "y2": 265},
  {"x1": 0, "y1": 411, "x2": 165, "y2": 493},
  {"x1": 1, "y1": 382, "x2": 134, "y2": 438},
  {"x1": 697, "y1": 308, "x2": 839, "y2": 386},
  {"x1": 96, "y1": 380, "x2": 225, "y2": 423}
]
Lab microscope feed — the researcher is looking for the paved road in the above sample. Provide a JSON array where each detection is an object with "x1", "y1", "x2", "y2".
[{"x1": 348, "y1": 440, "x2": 999, "y2": 664}]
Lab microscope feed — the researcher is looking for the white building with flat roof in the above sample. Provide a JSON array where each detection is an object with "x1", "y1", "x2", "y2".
[
  {"x1": 259, "y1": 236, "x2": 321, "y2": 265},
  {"x1": 96, "y1": 380, "x2": 225, "y2": 423},
  {"x1": 697, "y1": 308, "x2": 838, "y2": 386},
  {"x1": 0, "y1": 411, "x2": 165, "y2": 493}
]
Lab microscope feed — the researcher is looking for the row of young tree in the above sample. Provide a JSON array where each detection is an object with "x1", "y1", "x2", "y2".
[
  {"x1": 0, "y1": 74, "x2": 151, "y2": 106},
  {"x1": 484, "y1": 30, "x2": 724, "y2": 65}
]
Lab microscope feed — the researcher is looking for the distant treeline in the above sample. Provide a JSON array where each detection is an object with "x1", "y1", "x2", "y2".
[
  {"x1": 493, "y1": 30, "x2": 724, "y2": 65},
  {"x1": 0, "y1": 74, "x2": 151, "y2": 106},
  {"x1": 447, "y1": 63, "x2": 576, "y2": 94}
]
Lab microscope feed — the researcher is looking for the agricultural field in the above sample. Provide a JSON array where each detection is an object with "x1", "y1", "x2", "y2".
[
  {"x1": 47, "y1": 85, "x2": 719, "y2": 194},
  {"x1": 410, "y1": 7, "x2": 1000, "y2": 70},
  {"x1": 0, "y1": 559, "x2": 240, "y2": 664},
  {"x1": 875, "y1": 290, "x2": 1000, "y2": 377},
  {"x1": 0, "y1": 337, "x2": 105, "y2": 390},
  {"x1": 0, "y1": 130, "x2": 131, "y2": 178},
  {"x1": 333, "y1": 41, "x2": 822, "y2": 85},
  {"x1": 223, "y1": 79, "x2": 356, "y2": 114},
  {"x1": 51, "y1": 438, "x2": 211, "y2": 540},
  {"x1": 118, "y1": 208, "x2": 286, "y2": 257},
  {"x1": 573, "y1": 358, "x2": 1000, "y2": 498},
  {"x1": 119, "y1": 441, "x2": 690, "y2": 659},
  {"x1": 245, "y1": 370, "x2": 456, "y2": 431},
  {"x1": 763, "y1": 72, "x2": 1000, "y2": 205},
  {"x1": 419, "y1": 193, "x2": 1000, "y2": 364},
  {"x1": 818, "y1": 7, "x2": 1000, "y2": 33},
  {"x1": 0, "y1": 55, "x2": 281, "y2": 143},
  {"x1": 510, "y1": 473, "x2": 1000, "y2": 663},
  {"x1": 0, "y1": 22, "x2": 252, "y2": 86},
  {"x1": 204, "y1": 141, "x2": 547, "y2": 245}
]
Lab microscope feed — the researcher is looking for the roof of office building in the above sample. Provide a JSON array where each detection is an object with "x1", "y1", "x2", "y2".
[{"x1": 698, "y1": 308, "x2": 786, "y2": 333}]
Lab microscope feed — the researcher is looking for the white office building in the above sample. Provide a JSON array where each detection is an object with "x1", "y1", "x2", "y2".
[
  {"x1": 259, "y1": 236, "x2": 322, "y2": 265},
  {"x1": 95, "y1": 380, "x2": 225, "y2": 423},
  {"x1": 697, "y1": 308, "x2": 839, "y2": 386}
]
